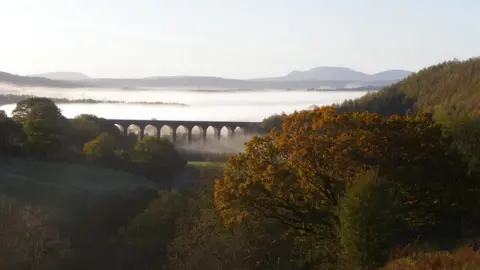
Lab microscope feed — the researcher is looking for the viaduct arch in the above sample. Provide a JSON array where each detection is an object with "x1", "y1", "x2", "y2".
[{"x1": 103, "y1": 119, "x2": 261, "y2": 144}]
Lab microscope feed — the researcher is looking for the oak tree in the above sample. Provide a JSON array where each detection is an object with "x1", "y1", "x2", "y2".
[{"x1": 215, "y1": 107, "x2": 473, "y2": 238}]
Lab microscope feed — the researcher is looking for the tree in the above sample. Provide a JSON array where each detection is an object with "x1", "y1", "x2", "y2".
[
  {"x1": 0, "y1": 110, "x2": 24, "y2": 154},
  {"x1": 12, "y1": 98, "x2": 64, "y2": 124},
  {"x1": 0, "y1": 198, "x2": 70, "y2": 269},
  {"x1": 445, "y1": 117, "x2": 480, "y2": 174},
  {"x1": 12, "y1": 98, "x2": 67, "y2": 158},
  {"x1": 0, "y1": 110, "x2": 7, "y2": 122},
  {"x1": 70, "y1": 114, "x2": 111, "y2": 147},
  {"x1": 133, "y1": 136, "x2": 185, "y2": 167},
  {"x1": 115, "y1": 190, "x2": 186, "y2": 270},
  {"x1": 214, "y1": 107, "x2": 473, "y2": 245},
  {"x1": 338, "y1": 170, "x2": 399, "y2": 269},
  {"x1": 165, "y1": 180, "x2": 310, "y2": 270},
  {"x1": 83, "y1": 132, "x2": 117, "y2": 162},
  {"x1": 23, "y1": 118, "x2": 64, "y2": 158},
  {"x1": 258, "y1": 113, "x2": 285, "y2": 133}
]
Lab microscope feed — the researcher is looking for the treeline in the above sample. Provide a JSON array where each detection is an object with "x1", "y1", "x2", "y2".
[
  {"x1": 337, "y1": 57, "x2": 480, "y2": 121},
  {"x1": 0, "y1": 93, "x2": 188, "y2": 106},
  {"x1": 0, "y1": 97, "x2": 186, "y2": 184}
]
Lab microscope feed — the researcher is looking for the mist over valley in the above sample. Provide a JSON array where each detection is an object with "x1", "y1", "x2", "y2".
[{"x1": 0, "y1": 84, "x2": 372, "y2": 121}]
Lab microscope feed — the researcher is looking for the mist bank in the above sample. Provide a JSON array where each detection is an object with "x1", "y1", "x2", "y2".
[
  {"x1": 84, "y1": 77, "x2": 393, "y2": 90},
  {"x1": 176, "y1": 134, "x2": 256, "y2": 162},
  {"x1": 0, "y1": 94, "x2": 188, "y2": 106},
  {"x1": 0, "y1": 89, "x2": 370, "y2": 121},
  {"x1": 187, "y1": 86, "x2": 379, "y2": 92},
  {"x1": 181, "y1": 134, "x2": 254, "y2": 154}
]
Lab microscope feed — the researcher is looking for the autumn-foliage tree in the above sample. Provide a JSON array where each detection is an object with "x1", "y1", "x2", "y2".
[{"x1": 215, "y1": 106, "x2": 475, "y2": 261}]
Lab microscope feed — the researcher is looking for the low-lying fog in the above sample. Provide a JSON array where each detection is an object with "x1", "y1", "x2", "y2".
[
  {"x1": 0, "y1": 84, "x2": 371, "y2": 122},
  {"x1": 0, "y1": 85, "x2": 372, "y2": 154}
]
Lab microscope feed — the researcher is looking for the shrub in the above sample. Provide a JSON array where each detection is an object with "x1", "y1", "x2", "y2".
[{"x1": 383, "y1": 245, "x2": 480, "y2": 270}]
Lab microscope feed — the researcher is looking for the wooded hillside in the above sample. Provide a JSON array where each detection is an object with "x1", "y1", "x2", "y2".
[{"x1": 338, "y1": 58, "x2": 480, "y2": 121}]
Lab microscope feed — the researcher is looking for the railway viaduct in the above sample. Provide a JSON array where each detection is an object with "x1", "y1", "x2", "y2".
[{"x1": 101, "y1": 119, "x2": 261, "y2": 144}]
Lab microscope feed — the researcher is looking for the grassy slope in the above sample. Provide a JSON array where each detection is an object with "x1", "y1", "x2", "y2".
[
  {"x1": 0, "y1": 156, "x2": 158, "y2": 212},
  {"x1": 0, "y1": 156, "x2": 157, "y2": 193}
]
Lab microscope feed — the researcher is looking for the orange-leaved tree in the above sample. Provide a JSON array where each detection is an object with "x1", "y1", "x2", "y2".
[{"x1": 214, "y1": 106, "x2": 473, "y2": 236}]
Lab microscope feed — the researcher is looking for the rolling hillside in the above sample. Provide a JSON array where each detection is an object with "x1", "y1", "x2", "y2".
[
  {"x1": 0, "y1": 71, "x2": 82, "y2": 87},
  {"x1": 338, "y1": 58, "x2": 480, "y2": 121}
]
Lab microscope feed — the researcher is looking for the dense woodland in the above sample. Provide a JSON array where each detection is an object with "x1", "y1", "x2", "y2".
[
  {"x1": 338, "y1": 58, "x2": 480, "y2": 120},
  {"x1": 0, "y1": 58, "x2": 480, "y2": 269}
]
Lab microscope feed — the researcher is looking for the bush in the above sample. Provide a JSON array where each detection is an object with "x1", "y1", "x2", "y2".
[
  {"x1": 114, "y1": 149, "x2": 131, "y2": 163},
  {"x1": 338, "y1": 170, "x2": 399, "y2": 269},
  {"x1": 383, "y1": 245, "x2": 480, "y2": 270}
]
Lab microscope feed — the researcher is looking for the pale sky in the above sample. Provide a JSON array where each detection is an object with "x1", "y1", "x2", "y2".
[{"x1": 0, "y1": 0, "x2": 478, "y2": 79}]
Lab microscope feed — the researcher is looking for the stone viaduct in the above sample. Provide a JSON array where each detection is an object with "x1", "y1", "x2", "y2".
[{"x1": 101, "y1": 119, "x2": 261, "y2": 144}]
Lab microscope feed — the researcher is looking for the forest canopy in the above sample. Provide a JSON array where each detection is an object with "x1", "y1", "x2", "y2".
[{"x1": 337, "y1": 58, "x2": 480, "y2": 121}]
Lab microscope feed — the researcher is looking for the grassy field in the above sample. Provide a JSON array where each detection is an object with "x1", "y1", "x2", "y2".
[
  {"x1": 0, "y1": 156, "x2": 157, "y2": 193},
  {"x1": 0, "y1": 155, "x2": 159, "y2": 212},
  {"x1": 187, "y1": 161, "x2": 226, "y2": 168}
]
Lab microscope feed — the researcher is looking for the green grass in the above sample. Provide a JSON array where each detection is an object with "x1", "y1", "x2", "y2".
[{"x1": 187, "y1": 161, "x2": 226, "y2": 168}]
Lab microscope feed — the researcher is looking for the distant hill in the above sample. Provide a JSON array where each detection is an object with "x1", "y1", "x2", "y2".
[
  {"x1": 255, "y1": 67, "x2": 413, "y2": 82},
  {"x1": 368, "y1": 69, "x2": 413, "y2": 81},
  {"x1": 1, "y1": 66, "x2": 412, "y2": 90},
  {"x1": 283, "y1": 67, "x2": 367, "y2": 81},
  {"x1": 338, "y1": 58, "x2": 480, "y2": 120},
  {"x1": 0, "y1": 71, "x2": 81, "y2": 87},
  {"x1": 30, "y1": 72, "x2": 91, "y2": 81}
]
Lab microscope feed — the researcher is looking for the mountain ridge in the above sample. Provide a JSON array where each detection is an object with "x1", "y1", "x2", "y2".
[
  {"x1": 0, "y1": 71, "x2": 81, "y2": 88},
  {"x1": 254, "y1": 67, "x2": 412, "y2": 81},
  {"x1": 29, "y1": 72, "x2": 91, "y2": 81},
  {"x1": 1, "y1": 66, "x2": 413, "y2": 89}
]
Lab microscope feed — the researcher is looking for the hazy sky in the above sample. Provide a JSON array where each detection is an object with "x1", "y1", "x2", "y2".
[{"x1": 0, "y1": 0, "x2": 478, "y2": 79}]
